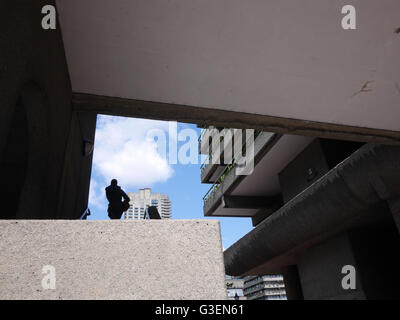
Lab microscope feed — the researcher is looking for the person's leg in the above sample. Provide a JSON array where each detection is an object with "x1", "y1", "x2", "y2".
[
  {"x1": 110, "y1": 209, "x2": 123, "y2": 220},
  {"x1": 108, "y1": 209, "x2": 122, "y2": 219},
  {"x1": 108, "y1": 207, "x2": 115, "y2": 219},
  {"x1": 108, "y1": 202, "x2": 124, "y2": 219}
]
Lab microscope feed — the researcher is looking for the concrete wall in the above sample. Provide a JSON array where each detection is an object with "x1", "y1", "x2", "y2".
[
  {"x1": 348, "y1": 222, "x2": 400, "y2": 299},
  {"x1": 0, "y1": 220, "x2": 227, "y2": 300},
  {"x1": 297, "y1": 218, "x2": 400, "y2": 300},
  {"x1": 0, "y1": 1, "x2": 95, "y2": 219},
  {"x1": 297, "y1": 233, "x2": 366, "y2": 300},
  {"x1": 56, "y1": 111, "x2": 97, "y2": 218}
]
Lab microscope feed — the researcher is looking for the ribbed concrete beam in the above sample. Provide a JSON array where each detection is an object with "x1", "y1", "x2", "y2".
[
  {"x1": 73, "y1": 93, "x2": 400, "y2": 146},
  {"x1": 224, "y1": 144, "x2": 400, "y2": 276}
]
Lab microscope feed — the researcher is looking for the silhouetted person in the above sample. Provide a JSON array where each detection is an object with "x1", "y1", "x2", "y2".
[
  {"x1": 147, "y1": 206, "x2": 161, "y2": 219},
  {"x1": 105, "y1": 179, "x2": 130, "y2": 220}
]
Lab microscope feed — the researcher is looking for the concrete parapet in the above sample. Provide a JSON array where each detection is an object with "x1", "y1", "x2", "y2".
[{"x1": 0, "y1": 220, "x2": 226, "y2": 300}]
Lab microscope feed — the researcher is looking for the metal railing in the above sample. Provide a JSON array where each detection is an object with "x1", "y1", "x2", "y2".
[
  {"x1": 79, "y1": 207, "x2": 91, "y2": 220},
  {"x1": 198, "y1": 127, "x2": 209, "y2": 143},
  {"x1": 202, "y1": 130, "x2": 261, "y2": 202},
  {"x1": 202, "y1": 161, "x2": 235, "y2": 201},
  {"x1": 200, "y1": 155, "x2": 210, "y2": 172},
  {"x1": 199, "y1": 128, "x2": 234, "y2": 173}
]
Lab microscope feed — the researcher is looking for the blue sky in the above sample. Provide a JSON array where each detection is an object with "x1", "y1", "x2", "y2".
[{"x1": 88, "y1": 114, "x2": 254, "y2": 249}]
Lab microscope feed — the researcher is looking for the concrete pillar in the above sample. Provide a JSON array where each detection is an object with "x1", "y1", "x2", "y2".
[
  {"x1": 388, "y1": 198, "x2": 400, "y2": 233},
  {"x1": 297, "y1": 218, "x2": 400, "y2": 300},
  {"x1": 282, "y1": 265, "x2": 303, "y2": 300},
  {"x1": 297, "y1": 232, "x2": 366, "y2": 300},
  {"x1": 348, "y1": 221, "x2": 400, "y2": 299},
  {"x1": 0, "y1": 1, "x2": 76, "y2": 219}
]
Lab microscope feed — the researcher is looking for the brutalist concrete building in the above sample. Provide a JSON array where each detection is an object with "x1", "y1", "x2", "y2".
[
  {"x1": 1, "y1": 0, "x2": 400, "y2": 300},
  {"x1": 200, "y1": 128, "x2": 400, "y2": 299},
  {"x1": 243, "y1": 275, "x2": 286, "y2": 300},
  {"x1": 225, "y1": 276, "x2": 246, "y2": 300}
]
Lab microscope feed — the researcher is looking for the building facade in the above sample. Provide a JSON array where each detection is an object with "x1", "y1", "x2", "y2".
[
  {"x1": 124, "y1": 188, "x2": 171, "y2": 220},
  {"x1": 243, "y1": 275, "x2": 286, "y2": 300},
  {"x1": 225, "y1": 276, "x2": 246, "y2": 300},
  {"x1": 199, "y1": 127, "x2": 400, "y2": 300},
  {"x1": 2, "y1": 0, "x2": 400, "y2": 300}
]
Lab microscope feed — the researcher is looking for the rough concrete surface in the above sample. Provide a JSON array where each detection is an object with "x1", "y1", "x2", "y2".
[{"x1": 0, "y1": 220, "x2": 227, "y2": 300}]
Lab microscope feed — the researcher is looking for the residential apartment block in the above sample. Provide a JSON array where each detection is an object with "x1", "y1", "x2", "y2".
[
  {"x1": 124, "y1": 188, "x2": 171, "y2": 220},
  {"x1": 225, "y1": 275, "x2": 246, "y2": 300},
  {"x1": 243, "y1": 275, "x2": 286, "y2": 300},
  {"x1": 199, "y1": 127, "x2": 400, "y2": 299}
]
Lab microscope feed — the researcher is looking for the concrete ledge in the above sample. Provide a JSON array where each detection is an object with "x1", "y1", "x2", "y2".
[{"x1": 0, "y1": 220, "x2": 227, "y2": 300}]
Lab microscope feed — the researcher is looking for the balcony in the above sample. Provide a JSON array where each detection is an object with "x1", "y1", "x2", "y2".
[
  {"x1": 199, "y1": 128, "x2": 243, "y2": 184},
  {"x1": 202, "y1": 133, "x2": 314, "y2": 226}
]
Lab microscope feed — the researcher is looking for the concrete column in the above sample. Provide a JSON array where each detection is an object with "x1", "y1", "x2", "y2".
[
  {"x1": 282, "y1": 265, "x2": 303, "y2": 300},
  {"x1": 56, "y1": 111, "x2": 97, "y2": 219},
  {"x1": 297, "y1": 232, "x2": 366, "y2": 300},
  {"x1": 387, "y1": 198, "x2": 400, "y2": 233},
  {"x1": 348, "y1": 221, "x2": 400, "y2": 299},
  {"x1": 297, "y1": 218, "x2": 400, "y2": 300}
]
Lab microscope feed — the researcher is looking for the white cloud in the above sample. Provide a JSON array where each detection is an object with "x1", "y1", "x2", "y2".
[
  {"x1": 92, "y1": 115, "x2": 174, "y2": 189},
  {"x1": 88, "y1": 178, "x2": 106, "y2": 209}
]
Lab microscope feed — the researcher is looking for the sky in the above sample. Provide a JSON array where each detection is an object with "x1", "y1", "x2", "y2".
[{"x1": 88, "y1": 114, "x2": 254, "y2": 250}]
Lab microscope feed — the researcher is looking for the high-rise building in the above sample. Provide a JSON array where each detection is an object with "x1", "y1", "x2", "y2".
[
  {"x1": 226, "y1": 276, "x2": 246, "y2": 300},
  {"x1": 243, "y1": 275, "x2": 286, "y2": 300},
  {"x1": 124, "y1": 188, "x2": 171, "y2": 220}
]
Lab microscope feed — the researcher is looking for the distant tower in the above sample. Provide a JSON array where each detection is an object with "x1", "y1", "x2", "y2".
[{"x1": 124, "y1": 188, "x2": 171, "y2": 220}]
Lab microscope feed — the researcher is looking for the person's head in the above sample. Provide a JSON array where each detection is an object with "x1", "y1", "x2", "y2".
[{"x1": 111, "y1": 179, "x2": 118, "y2": 186}]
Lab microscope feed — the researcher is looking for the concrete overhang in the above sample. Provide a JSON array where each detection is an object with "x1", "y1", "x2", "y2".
[
  {"x1": 224, "y1": 144, "x2": 400, "y2": 276},
  {"x1": 203, "y1": 133, "x2": 314, "y2": 217},
  {"x1": 57, "y1": 0, "x2": 400, "y2": 143},
  {"x1": 201, "y1": 164, "x2": 225, "y2": 184}
]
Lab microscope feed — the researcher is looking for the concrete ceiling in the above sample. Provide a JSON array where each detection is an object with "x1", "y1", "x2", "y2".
[
  {"x1": 57, "y1": 0, "x2": 400, "y2": 132},
  {"x1": 231, "y1": 135, "x2": 314, "y2": 196}
]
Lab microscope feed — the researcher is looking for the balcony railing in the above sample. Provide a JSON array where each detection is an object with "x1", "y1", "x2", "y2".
[
  {"x1": 202, "y1": 130, "x2": 261, "y2": 202},
  {"x1": 199, "y1": 128, "x2": 232, "y2": 173}
]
